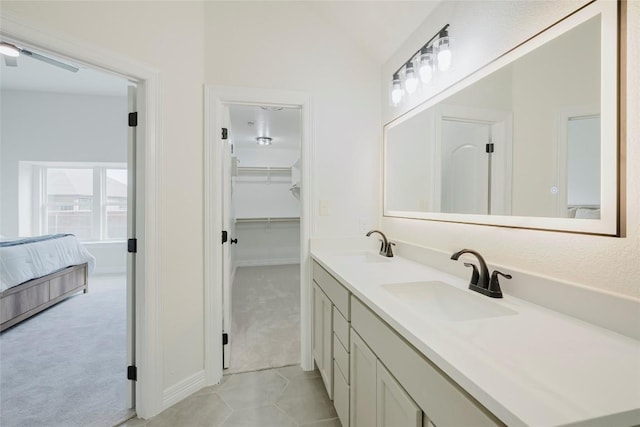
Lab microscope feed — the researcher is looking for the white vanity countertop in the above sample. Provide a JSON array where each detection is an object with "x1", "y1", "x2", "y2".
[{"x1": 311, "y1": 248, "x2": 640, "y2": 427}]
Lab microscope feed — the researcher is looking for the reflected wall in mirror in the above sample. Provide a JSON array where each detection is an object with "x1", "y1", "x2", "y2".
[{"x1": 384, "y1": 1, "x2": 619, "y2": 235}]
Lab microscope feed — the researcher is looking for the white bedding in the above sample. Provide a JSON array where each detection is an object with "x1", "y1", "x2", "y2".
[{"x1": 0, "y1": 235, "x2": 96, "y2": 292}]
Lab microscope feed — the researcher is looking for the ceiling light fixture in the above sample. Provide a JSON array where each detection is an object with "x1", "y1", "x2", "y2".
[
  {"x1": 390, "y1": 24, "x2": 451, "y2": 106},
  {"x1": 0, "y1": 42, "x2": 20, "y2": 57},
  {"x1": 256, "y1": 136, "x2": 273, "y2": 146}
]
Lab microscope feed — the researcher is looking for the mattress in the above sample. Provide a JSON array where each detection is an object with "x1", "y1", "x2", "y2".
[{"x1": 0, "y1": 234, "x2": 96, "y2": 292}]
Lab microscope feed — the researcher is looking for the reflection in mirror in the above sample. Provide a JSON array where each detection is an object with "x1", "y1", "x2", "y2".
[{"x1": 384, "y1": 11, "x2": 613, "y2": 228}]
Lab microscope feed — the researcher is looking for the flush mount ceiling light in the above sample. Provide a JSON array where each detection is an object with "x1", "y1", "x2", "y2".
[
  {"x1": 0, "y1": 40, "x2": 79, "y2": 72},
  {"x1": 390, "y1": 24, "x2": 451, "y2": 106},
  {"x1": 0, "y1": 42, "x2": 20, "y2": 57},
  {"x1": 256, "y1": 136, "x2": 273, "y2": 146}
]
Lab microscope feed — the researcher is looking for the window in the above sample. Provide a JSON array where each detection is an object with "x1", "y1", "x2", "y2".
[{"x1": 36, "y1": 164, "x2": 127, "y2": 241}]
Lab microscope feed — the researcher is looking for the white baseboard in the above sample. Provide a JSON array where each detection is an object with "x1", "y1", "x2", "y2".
[
  {"x1": 162, "y1": 370, "x2": 206, "y2": 410},
  {"x1": 236, "y1": 258, "x2": 300, "y2": 267}
]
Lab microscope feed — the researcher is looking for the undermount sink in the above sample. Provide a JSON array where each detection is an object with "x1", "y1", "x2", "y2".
[
  {"x1": 338, "y1": 252, "x2": 393, "y2": 264},
  {"x1": 382, "y1": 281, "x2": 517, "y2": 322}
]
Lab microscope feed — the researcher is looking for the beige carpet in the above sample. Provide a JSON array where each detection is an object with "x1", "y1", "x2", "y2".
[
  {"x1": 227, "y1": 264, "x2": 301, "y2": 374},
  {"x1": 0, "y1": 274, "x2": 133, "y2": 427}
]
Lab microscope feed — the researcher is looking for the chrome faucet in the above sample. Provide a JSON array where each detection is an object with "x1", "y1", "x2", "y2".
[
  {"x1": 366, "y1": 230, "x2": 395, "y2": 257},
  {"x1": 450, "y1": 249, "x2": 511, "y2": 298}
]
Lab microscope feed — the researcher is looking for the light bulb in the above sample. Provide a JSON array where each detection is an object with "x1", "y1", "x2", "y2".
[
  {"x1": 419, "y1": 47, "x2": 434, "y2": 83},
  {"x1": 0, "y1": 42, "x2": 20, "y2": 57},
  {"x1": 391, "y1": 74, "x2": 403, "y2": 106},
  {"x1": 437, "y1": 48, "x2": 452, "y2": 71},
  {"x1": 404, "y1": 62, "x2": 418, "y2": 94},
  {"x1": 436, "y1": 30, "x2": 452, "y2": 71}
]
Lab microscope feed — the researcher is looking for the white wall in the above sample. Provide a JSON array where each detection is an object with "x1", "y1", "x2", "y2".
[
  {"x1": 1, "y1": 0, "x2": 382, "y2": 407},
  {"x1": 1, "y1": 0, "x2": 206, "y2": 395},
  {"x1": 0, "y1": 90, "x2": 127, "y2": 235},
  {"x1": 204, "y1": 1, "x2": 381, "y2": 237},
  {"x1": 381, "y1": 1, "x2": 640, "y2": 299},
  {"x1": 0, "y1": 90, "x2": 128, "y2": 273}
]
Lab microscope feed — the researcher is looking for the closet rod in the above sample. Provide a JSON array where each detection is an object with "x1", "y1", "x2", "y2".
[
  {"x1": 237, "y1": 166, "x2": 291, "y2": 173},
  {"x1": 235, "y1": 217, "x2": 300, "y2": 223}
]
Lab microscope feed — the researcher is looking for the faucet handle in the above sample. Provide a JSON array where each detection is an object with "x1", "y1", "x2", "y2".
[
  {"x1": 489, "y1": 270, "x2": 511, "y2": 297},
  {"x1": 463, "y1": 263, "x2": 480, "y2": 286},
  {"x1": 385, "y1": 241, "x2": 396, "y2": 258}
]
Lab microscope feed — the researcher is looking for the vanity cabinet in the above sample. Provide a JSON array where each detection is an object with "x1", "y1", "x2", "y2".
[
  {"x1": 350, "y1": 329, "x2": 421, "y2": 427},
  {"x1": 313, "y1": 283, "x2": 333, "y2": 398},
  {"x1": 351, "y1": 296, "x2": 503, "y2": 427},
  {"x1": 312, "y1": 260, "x2": 352, "y2": 411}
]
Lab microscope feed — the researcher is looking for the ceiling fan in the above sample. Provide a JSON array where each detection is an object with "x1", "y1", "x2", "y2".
[{"x1": 0, "y1": 41, "x2": 79, "y2": 73}]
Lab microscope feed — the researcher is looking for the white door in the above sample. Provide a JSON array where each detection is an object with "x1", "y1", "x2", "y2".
[
  {"x1": 222, "y1": 106, "x2": 236, "y2": 369},
  {"x1": 440, "y1": 119, "x2": 491, "y2": 215},
  {"x1": 126, "y1": 84, "x2": 137, "y2": 408}
]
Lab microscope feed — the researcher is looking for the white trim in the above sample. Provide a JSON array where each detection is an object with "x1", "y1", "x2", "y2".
[
  {"x1": 162, "y1": 370, "x2": 206, "y2": 410},
  {"x1": 0, "y1": 11, "x2": 164, "y2": 418},
  {"x1": 204, "y1": 86, "x2": 314, "y2": 388},
  {"x1": 235, "y1": 258, "x2": 300, "y2": 268}
]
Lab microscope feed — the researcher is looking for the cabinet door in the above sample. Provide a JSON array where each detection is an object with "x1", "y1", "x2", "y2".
[
  {"x1": 314, "y1": 283, "x2": 333, "y2": 399},
  {"x1": 376, "y1": 361, "x2": 421, "y2": 427},
  {"x1": 350, "y1": 330, "x2": 376, "y2": 427}
]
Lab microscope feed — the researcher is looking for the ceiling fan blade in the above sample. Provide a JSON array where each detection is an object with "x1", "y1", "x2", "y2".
[
  {"x1": 21, "y1": 49, "x2": 79, "y2": 73},
  {"x1": 4, "y1": 56, "x2": 17, "y2": 67}
]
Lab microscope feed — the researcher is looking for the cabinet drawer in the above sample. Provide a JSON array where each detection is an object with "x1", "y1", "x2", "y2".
[
  {"x1": 313, "y1": 261, "x2": 350, "y2": 320},
  {"x1": 334, "y1": 360, "x2": 350, "y2": 427},
  {"x1": 351, "y1": 296, "x2": 503, "y2": 427},
  {"x1": 333, "y1": 306, "x2": 350, "y2": 348},
  {"x1": 334, "y1": 333, "x2": 349, "y2": 383}
]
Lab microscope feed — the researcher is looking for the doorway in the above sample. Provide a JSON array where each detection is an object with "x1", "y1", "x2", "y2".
[
  {"x1": 434, "y1": 105, "x2": 513, "y2": 216},
  {"x1": 222, "y1": 104, "x2": 302, "y2": 373},
  {"x1": 0, "y1": 34, "x2": 151, "y2": 423},
  {"x1": 204, "y1": 86, "x2": 314, "y2": 386}
]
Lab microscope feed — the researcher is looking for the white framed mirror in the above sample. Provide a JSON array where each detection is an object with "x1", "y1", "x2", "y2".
[{"x1": 383, "y1": 0, "x2": 620, "y2": 235}]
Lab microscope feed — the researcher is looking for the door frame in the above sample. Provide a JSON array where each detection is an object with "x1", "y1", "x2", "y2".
[
  {"x1": 0, "y1": 12, "x2": 164, "y2": 418},
  {"x1": 204, "y1": 86, "x2": 314, "y2": 385},
  {"x1": 555, "y1": 104, "x2": 600, "y2": 216}
]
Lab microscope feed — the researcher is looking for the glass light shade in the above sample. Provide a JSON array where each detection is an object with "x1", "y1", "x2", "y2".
[
  {"x1": 391, "y1": 75, "x2": 403, "y2": 105},
  {"x1": 404, "y1": 63, "x2": 418, "y2": 94},
  {"x1": 0, "y1": 42, "x2": 20, "y2": 57},
  {"x1": 256, "y1": 137, "x2": 272, "y2": 146},
  {"x1": 436, "y1": 36, "x2": 452, "y2": 71},
  {"x1": 419, "y1": 50, "x2": 434, "y2": 83}
]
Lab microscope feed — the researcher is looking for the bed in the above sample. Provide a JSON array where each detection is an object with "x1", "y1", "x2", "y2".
[{"x1": 0, "y1": 234, "x2": 96, "y2": 332}]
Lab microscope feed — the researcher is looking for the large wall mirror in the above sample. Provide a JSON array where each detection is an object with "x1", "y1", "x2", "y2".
[{"x1": 383, "y1": 1, "x2": 620, "y2": 235}]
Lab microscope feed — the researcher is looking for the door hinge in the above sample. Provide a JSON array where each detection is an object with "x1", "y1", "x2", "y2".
[
  {"x1": 127, "y1": 365, "x2": 137, "y2": 381},
  {"x1": 222, "y1": 333, "x2": 229, "y2": 346},
  {"x1": 486, "y1": 143, "x2": 495, "y2": 153},
  {"x1": 128, "y1": 112, "x2": 138, "y2": 127},
  {"x1": 221, "y1": 230, "x2": 228, "y2": 244},
  {"x1": 128, "y1": 238, "x2": 137, "y2": 253},
  {"x1": 221, "y1": 128, "x2": 228, "y2": 140}
]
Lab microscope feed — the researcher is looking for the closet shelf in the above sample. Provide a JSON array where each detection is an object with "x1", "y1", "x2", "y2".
[
  {"x1": 237, "y1": 166, "x2": 292, "y2": 175},
  {"x1": 235, "y1": 216, "x2": 300, "y2": 223}
]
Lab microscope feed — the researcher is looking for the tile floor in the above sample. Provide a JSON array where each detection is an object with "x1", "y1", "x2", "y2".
[{"x1": 120, "y1": 365, "x2": 339, "y2": 427}]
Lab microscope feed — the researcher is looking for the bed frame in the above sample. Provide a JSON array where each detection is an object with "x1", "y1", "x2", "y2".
[{"x1": 0, "y1": 263, "x2": 88, "y2": 332}]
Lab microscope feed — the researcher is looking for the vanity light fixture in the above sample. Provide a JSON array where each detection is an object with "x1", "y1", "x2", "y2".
[
  {"x1": 390, "y1": 24, "x2": 451, "y2": 106},
  {"x1": 256, "y1": 136, "x2": 272, "y2": 146}
]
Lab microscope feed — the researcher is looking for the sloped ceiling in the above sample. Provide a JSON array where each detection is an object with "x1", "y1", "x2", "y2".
[{"x1": 0, "y1": 1, "x2": 439, "y2": 94}]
